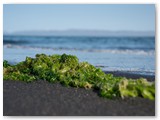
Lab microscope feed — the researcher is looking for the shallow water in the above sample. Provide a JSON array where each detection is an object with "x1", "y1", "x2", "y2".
[{"x1": 3, "y1": 35, "x2": 155, "y2": 75}]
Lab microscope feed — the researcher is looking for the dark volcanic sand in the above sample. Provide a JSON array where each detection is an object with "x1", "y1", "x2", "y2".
[
  {"x1": 3, "y1": 73, "x2": 155, "y2": 116},
  {"x1": 105, "y1": 71, "x2": 155, "y2": 82}
]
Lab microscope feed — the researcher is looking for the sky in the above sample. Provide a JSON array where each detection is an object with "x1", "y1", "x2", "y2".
[{"x1": 3, "y1": 4, "x2": 155, "y2": 33}]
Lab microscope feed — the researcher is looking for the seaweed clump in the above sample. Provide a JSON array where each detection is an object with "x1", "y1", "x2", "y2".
[{"x1": 3, "y1": 53, "x2": 155, "y2": 100}]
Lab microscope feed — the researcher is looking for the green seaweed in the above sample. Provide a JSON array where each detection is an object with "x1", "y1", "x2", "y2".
[{"x1": 3, "y1": 53, "x2": 155, "y2": 100}]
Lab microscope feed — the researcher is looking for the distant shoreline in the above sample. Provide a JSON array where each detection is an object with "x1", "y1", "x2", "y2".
[
  {"x1": 3, "y1": 34, "x2": 155, "y2": 38},
  {"x1": 3, "y1": 29, "x2": 155, "y2": 38}
]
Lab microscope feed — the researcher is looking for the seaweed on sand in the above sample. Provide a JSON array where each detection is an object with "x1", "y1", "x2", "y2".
[{"x1": 3, "y1": 53, "x2": 155, "y2": 100}]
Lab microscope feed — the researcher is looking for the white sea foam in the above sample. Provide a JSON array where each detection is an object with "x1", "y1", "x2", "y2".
[{"x1": 3, "y1": 44, "x2": 155, "y2": 56}]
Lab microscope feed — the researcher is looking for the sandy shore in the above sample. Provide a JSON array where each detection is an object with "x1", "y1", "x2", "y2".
[
  {"x1": 105, "y1": 71, "x2": 155, "y2": 81},
  {"x1": 3, "y1": 72, "x2": 155, "y2": 116}
]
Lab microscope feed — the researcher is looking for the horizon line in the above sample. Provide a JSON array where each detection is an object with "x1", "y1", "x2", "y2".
[{"x1": 4, "y1": 29, "x2": 155, "y2": 33}]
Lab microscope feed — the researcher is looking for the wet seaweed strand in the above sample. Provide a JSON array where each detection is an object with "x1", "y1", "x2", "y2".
[{"x1": 3, "y1": 53, "x2": 155, "y2": 100}]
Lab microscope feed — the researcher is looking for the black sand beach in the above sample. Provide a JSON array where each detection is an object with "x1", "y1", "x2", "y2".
[
  {"x1": 105, "y1": 71, "x2": 155, "y2": 82},
  {"x1": 3, "y1": 72, "x2": 155, "y2": 116}
]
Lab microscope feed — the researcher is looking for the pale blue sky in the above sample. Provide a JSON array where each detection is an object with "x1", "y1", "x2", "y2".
[{"x1": 3, "y1": 4, "x2": 155, "y2": 32}]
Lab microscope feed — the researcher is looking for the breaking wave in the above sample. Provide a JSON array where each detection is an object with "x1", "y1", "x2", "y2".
[{"x1": 4, "y1": 44, "x2": 155, "y2": 56}]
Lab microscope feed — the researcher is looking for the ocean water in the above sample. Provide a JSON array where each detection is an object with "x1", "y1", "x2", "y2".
[{"x1": 3, "y1": 35, "x2": 155, "y2": 75}]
